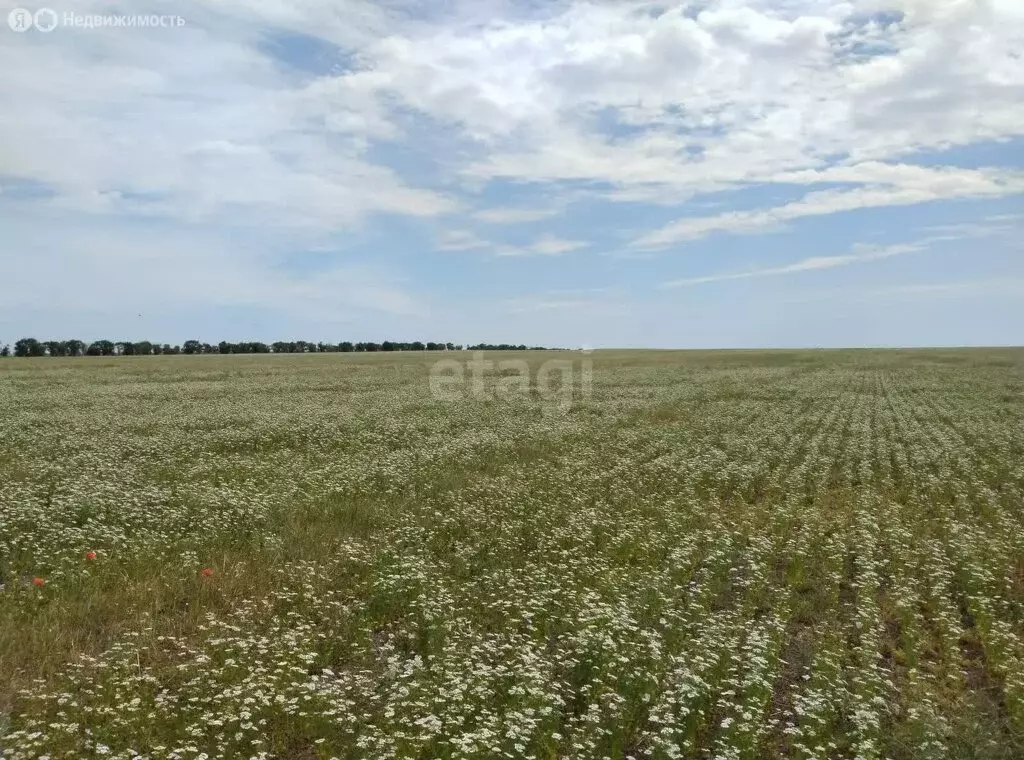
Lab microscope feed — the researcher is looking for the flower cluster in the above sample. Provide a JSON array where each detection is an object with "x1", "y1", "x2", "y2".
[{"x1": 2, "y1": 350, "x2": 1023, "y2": 757}]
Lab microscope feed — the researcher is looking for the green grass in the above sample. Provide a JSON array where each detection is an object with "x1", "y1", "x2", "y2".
[{"x1": 1, "y1": 349, "x2": 1023, "y2": 759}]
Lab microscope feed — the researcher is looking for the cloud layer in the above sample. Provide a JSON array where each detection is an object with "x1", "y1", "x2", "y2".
[{"x1": 2, "y1": 0, "x2": 1022, "y2": 345}]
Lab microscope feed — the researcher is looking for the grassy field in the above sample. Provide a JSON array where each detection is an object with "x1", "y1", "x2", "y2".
[{"x1": 1, "y1": 349, "x2": 1023, "y2": 759}]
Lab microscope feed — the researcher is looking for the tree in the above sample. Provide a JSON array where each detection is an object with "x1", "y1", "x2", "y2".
[
  {"x1": 0, "y1": 345, "x2": 9, "y2": 357},
  {"x1": 5, "y1": 336, "x2": 542, "y2": 357},
  {"x1": 86, "y1": 340, "x2": 115, "y2": 356},
  {"x1": 14, "y1": 338, "x2": 45, "y2": 357}
]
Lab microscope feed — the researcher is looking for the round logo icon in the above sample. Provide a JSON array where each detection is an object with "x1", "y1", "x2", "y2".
[
  {"x1": 34, "y1": 7, "x2": 58, "y2": 32},
  {"x1": 7, "y1": 7, "x2": 34, "y2": 32}
]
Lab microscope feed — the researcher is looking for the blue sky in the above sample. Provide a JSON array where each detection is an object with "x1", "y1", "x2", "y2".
[{"x1": 1, "y1": 0, "x2": 1022, "y2": 348}]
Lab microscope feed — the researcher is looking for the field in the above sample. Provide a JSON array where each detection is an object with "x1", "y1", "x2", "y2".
[{"x1": 1, "y1": 349, "x2": 1023, "y2": 759}]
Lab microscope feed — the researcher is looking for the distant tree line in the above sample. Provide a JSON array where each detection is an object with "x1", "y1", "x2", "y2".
[{"x1": 1, "y1": 338, "x2": 550, "y2": 357}]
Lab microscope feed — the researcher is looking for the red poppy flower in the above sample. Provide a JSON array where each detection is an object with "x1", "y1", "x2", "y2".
[
  {"x1": 32, "y1": 577, "x2": 46, "y2": 587},
  {"x1": 85, "y1": 551, "x2": 97, "y2": 561},
  {"x1": 200, "y1": 568, "x2": 213, "y2": 577}
]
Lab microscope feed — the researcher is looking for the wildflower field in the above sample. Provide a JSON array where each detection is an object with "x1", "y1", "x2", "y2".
[{"x1": 1, "y1": 349, "x2": 1023, "y2": 760}]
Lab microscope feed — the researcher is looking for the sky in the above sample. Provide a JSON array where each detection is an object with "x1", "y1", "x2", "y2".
[{"x1": 1, "y1": 0, "x2": 1022, "y2": 349}]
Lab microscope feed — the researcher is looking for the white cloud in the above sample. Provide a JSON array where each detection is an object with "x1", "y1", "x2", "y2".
[
  {"x1": 4, "y1": 0, "x2": 1022, "y2": 238},
  {"x1": 924, "y1": 213, "x2": 1024, "y2": 239},
  {"x1": 0, "y1": 1, "x2": 457, "y2": 230},
  {"x1": 659, "y1": 240, "x2": 929, "y2": 288},
  {"x1": 2, "y1": 0, "x2": 1023, "y2": 343},
  {"x1": 635, "y1": 165, "x2": 1024, "y2": 248},
  {"x1": 437, "y1": 229, "x2": 491, "y2": 251},
  {"x1": 473, "y1": 206, "x2": 561, "y2": 224},
  {"x1": 497, "y1": 236, "x2": 588, "y2": 257},
  {"x1": 437, "y1": 230, "x2": 587, "y2": 256}
]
